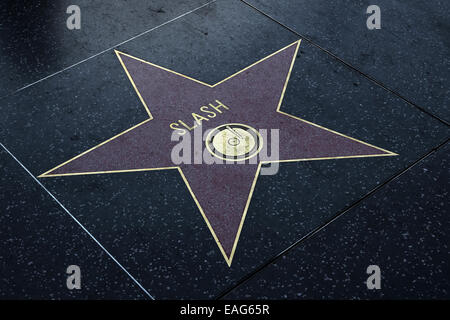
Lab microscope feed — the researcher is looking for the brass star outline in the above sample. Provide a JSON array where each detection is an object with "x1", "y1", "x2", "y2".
[{"x1": 39, "y1": 40, "x2": 397, "y2": 266}]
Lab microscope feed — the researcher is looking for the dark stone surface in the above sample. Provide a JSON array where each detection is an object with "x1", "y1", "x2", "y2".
[
  {"x1": 225, "y1": 142, "x2": 450, "y2": 299},
  {"x1": 0, "y1": 150, "x2": 147, "y2": 299},
  {"x1": 0, "y1": 0, "x2": 210, "y2": 97},
  {"x1": 245, "y1": 0, "x2": 450, "y2": 121},
  {"x1": 0, "y1": 0, "x2": 448, "y2": 299}
]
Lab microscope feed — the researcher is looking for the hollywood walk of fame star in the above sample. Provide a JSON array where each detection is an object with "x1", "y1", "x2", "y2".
[{"x1": 39, "y1": 40, "x2": 396, "y2": 266}]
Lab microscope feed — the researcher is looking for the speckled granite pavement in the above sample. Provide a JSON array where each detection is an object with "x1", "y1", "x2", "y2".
[
  {"x1": 0, "y1": 0, "x2": 448, "y2": 299},
  {"x1": 224, "y1": 142, "x2": 449, "y2": 300}
]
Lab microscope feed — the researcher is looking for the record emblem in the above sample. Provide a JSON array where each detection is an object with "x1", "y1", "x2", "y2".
[{"x1": 206, "y1": 123, "x2": 262, "y2": 161}]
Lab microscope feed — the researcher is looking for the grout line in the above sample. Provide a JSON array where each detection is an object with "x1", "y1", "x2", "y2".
[
  {"x1": 239, "y1": 0, "x2": 449, "y2": 127},
  {"x1": 215, "y1": 138, "x2": 449, "y2": 299},
  {"x1": 0, "y1": 0, "x2": 217, "y2": 100},
  {"x1": 0, "y1": 142, "x2": 155, "y2": 300}
]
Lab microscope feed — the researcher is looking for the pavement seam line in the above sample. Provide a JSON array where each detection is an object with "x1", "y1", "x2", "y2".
[
  {"x1": 239, "y1": 0, "x2": 449, "y2": 127},
  {"x1": 0, "y1": 142, "x2": 155, "y2": 300},
  {"x1": 0, "y1": 0, "x2": 218, "y2": 100},
  {"x1": 215, "y1": 138, "x2": 449, "y2": 299}
]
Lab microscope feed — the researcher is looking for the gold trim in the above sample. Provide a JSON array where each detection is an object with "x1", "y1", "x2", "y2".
[
  {"x1": 113, "y1": 40, "x2": 304, "y2": 89},
  {"x1": 115, "y1": 51, "x2": 154, "y2": 119},
  {"x1": 39, "y1": 39, "x2": 397, "y2": 266},
  {"x1": 178, "y1": 167, "x2": 234, "y2": 267},
  {"x1": 38, "y1": 119, "x2": 152, "y2": 178}
]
